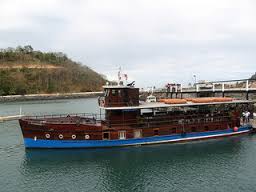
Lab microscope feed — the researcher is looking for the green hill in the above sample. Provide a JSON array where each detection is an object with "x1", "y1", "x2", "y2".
[
  {"x1": 0, "y1": 45, "x2": 105, "y2": 95},
  {"x1": 251, "y1": 72, "x2": 256, "y2": 80}
]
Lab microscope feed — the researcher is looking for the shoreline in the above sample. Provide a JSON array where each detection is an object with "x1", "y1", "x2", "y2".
[{"x1": 0, "y1": 92, "x2": 103, "y2": 102}]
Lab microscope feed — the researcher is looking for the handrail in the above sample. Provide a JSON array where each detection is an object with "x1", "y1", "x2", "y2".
[{"x1": 22, "y1": 112, "x2": 105, "y2": 121}]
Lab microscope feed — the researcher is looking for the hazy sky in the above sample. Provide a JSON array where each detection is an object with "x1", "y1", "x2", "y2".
[{"x1": 0, "y1": 0, "x2": 256, "y2": 88}]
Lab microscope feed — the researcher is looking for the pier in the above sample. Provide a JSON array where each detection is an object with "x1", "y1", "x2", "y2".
[
  {"x1": 0, "y1": 92, "x2": 103, "y2": 103},
  {"x1": 0, "y1": 107, "x2": 24, "y2": 122},
  {"x1": 153, "y1": 79, "x2": 256, "y2": 100},
  {"x1": 0, "y1": 115, "x2": 24, "y2": 122}
]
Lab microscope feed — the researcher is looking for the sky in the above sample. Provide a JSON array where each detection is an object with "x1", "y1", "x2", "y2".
[{"x1": 0, "y1": 0, "x2": 256, "y2": 88}]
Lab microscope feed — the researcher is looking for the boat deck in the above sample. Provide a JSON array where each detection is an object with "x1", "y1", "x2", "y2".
[{"x1": 21, "y1": 113, "x2": 102, "y2": 126}]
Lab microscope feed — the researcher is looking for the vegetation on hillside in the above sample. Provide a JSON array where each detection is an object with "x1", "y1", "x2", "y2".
[{"x1": 0, "y1": 45, "x2": 105, "y2": 95}]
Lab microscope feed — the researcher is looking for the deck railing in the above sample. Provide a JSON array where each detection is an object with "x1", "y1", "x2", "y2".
[
  {"x1": 23, "y1": 113, "x2": 101, "y2": 119},
  {"x1": 22, "y1": 113, "x2": 105, "y2": 125}
]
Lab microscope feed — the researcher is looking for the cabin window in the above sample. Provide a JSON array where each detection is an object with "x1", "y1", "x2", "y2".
[
  {"x1": 118, "y1": 89, "x2": 122, "y2": 97},
  {"x1": 154, "y1": 129, "x2": 159, "y2": 136},
  {"x1": 111, "y1": 110, "x2": 122, "y2": 115},
  {"x1": 134, "y1": 129, "x2": 142, "y2": 138},
  {"x1": 118, "y1": 131, "x2": 126, "y2": 140},
  {"x1": 104, "y1": 89, "x2": 109, "y2": 97},
  {"x1": 178, "y1": 119, "x2": 183, "y2": 124},
  {"x1": 191, "y1": 127, "x2": 196, "y2": 132},
  {"x1": 111, "y1": 89, "x2": 116, "y2": 96},
  {"x1": 171, "y1": 128, "x2": 176, "y2": 134},
  {"x1": 103, "y1": 132, "x2": 110, "y2": 140}
]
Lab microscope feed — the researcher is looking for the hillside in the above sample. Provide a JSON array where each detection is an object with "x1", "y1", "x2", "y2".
[
  {"x1": 0, "y1": 45, "x2": 105, "y2": 95},
  {"x1": 251, "y1": 72, "x2": 256, "y2": 80}
]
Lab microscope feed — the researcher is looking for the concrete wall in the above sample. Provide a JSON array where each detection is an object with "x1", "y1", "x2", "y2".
[{"x1": 0, "y1": 92, "x2": 104, "y2": 102}]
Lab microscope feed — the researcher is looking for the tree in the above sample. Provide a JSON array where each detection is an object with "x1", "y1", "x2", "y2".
[
  {"x1": 16, "y1": 46, "x2": 24, "y2": 53},
  {"x1": 24, "y1": 45, "x2": 33, "y2": 54},
  {"x1": 0, "y1": 45, "x2": 106, "y2": 95}
]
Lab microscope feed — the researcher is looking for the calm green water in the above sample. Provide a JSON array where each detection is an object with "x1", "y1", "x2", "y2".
[{"x1": 1, "y1": 98, "x2": 256, "y2": 192}]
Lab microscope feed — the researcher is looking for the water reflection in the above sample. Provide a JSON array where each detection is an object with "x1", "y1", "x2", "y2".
[
  {"x1": 2, "y1": 97, "x2": 256, "y2": 192},
  {"x1": 0, "y1": 98, "x2": 99, "y2": 116},
  {"x1": 19, "y1": 136, "x2": 252, "y2": 192},
  {"x1": 23, "y1": 137, "x2": 244, "y2": 163}
]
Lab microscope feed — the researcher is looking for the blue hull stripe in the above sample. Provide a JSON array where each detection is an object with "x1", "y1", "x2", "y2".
[{"x1": 24, "y1": 125, "x2": 252, "y2": 148}]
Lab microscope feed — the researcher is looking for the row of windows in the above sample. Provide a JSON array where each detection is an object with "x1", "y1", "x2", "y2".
[
  {"x1": 104, "y1": 89, "x2": 122, "y2": 97},
  {"x1": 103, "y1": 130, "x2": 142, "y2": 140},
  {"x1": 103, "y1": 125, "x2": 226, "y2": 140}
]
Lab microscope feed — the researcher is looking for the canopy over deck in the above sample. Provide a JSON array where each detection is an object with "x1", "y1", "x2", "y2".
[{"x1": 101, "y1": 100, "x2": 255, "y2": 110}]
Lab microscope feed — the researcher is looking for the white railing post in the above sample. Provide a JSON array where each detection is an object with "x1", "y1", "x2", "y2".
[
  {"x1": 222, "y1": 83, "x2": 225, "y2": 92},
  {"x1": 196, "y1": 84, "x2": 199, "y2": 92},
  {"x1": 175, "y1": 85, "x2": 178, "y2": 93},
  {"x1": 246, "y1": 80, "x2": 249, "y2": 91},
  {"x1": 19, "y1": 106, "x2": 22, "y2": 116},
  {"x1": 180, "y1": 84, "x2": 183, "y2": 93},
  {"x1": 212, "y1": 83, "x2": 215, "y2": 92}
]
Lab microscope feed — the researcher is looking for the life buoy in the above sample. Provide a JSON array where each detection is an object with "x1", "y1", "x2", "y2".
[
  {"x1": 233, "y1": 127, "x2": 238, "y2": 132},
  {"x1": 59, "y1": 134, "x2": 64, "y2": 139},
  {"x1": 45, "y1": 133, "x2": 50, "y2": 139},
  {"x1": 72, "y1": 134, "x2": 76, "y2": 140},
  {"x1": 85, "y1": 134, "x2": 90, "y2": 140}
]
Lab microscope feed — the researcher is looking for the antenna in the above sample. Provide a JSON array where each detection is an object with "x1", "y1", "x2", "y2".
[
  {"x1": 118, "y1": 67, "x2": 121, "y2": 86},
  {"x1": 151, "y1": 86, "x2": 156, "y2": 95}
]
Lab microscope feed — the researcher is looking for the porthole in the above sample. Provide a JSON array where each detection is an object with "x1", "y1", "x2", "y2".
[
  {"x1": 72, "y1": 135, "x2": 76, "y2": 140},
  {"x1": 85, "y1": 134, "x2": 90, "y2": 140}
]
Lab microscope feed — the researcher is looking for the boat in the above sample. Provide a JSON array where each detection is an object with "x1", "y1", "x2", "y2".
[{"x1": 19, "y1": 76, "x2": 256, "y2": 149}]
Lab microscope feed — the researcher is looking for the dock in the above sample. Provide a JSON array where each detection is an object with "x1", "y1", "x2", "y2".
[
  {"x1": 0, "y1": 107, "x2": 24, "y2": 122},
  {"x1": 0, "y1": 91, "x2": 103, "y2": 102},
  {"x1": 0, "y1": 115, "x2": 24, "y2": 122},
  {"x1": 152, "y1": 78, "x2": 256, "y2": 100}
]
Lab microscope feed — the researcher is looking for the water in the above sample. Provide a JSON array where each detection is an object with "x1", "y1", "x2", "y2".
[{"x1": 1, "y1": 98, "x2": 256, "y2": 192}]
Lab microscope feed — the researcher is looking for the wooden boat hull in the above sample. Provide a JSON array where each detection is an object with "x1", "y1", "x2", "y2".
[{"x1": 23, "y1": 125, "x2": 252, "y2": 149}]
